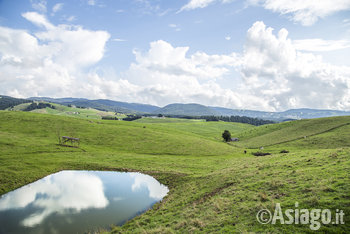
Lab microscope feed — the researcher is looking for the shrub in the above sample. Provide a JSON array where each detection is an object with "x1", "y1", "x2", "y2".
[
  {"x1": 102, "y1": 116, "x2": 118, "y2": 120},
  {"x1": 252, "y1": 151, "x2": 271, "y2": 156},
  {"x1": 123, "y1": 115, "x2": 142, "y2": 121},
  {"x1": 222, "y1": 130, "x2": 231, "y2": 142}
]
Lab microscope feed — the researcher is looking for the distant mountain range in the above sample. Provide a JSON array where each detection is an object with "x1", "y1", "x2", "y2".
[
  {"x1": 153, "y1": 103, "x2": 217, "y2": 116},
  {"x1": 153, "y1": 104, "x2": 350, "y2": 121},
  {"x1": 209, "y1": 106, "x2": 350, "y2": 121},
  {"x1": 28, "y1": 97, "x2": 159, "y2": 114},
  {"x1": 1, "y1": 95, "x2": 349, "y2": 121}
]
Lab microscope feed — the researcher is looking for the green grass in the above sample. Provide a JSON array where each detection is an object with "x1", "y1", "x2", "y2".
[
  {"x1": 135, "y1": 117, "x2": 206, "y2": 123},
  {"x1": 0, "y1": 111, "x2": 349, "y2": 233},
  {"x1": 9, "y1": 102, "x2": 126, "y2": 120},
  {"x1": 233, "y1": 116, "x2": 350, "y2": 148},
  {"x1": 135, "y1": 117, "x2": 253, "y2": 141}
]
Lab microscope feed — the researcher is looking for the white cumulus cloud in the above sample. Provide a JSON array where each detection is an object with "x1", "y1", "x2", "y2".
[
  {"x1": 1, "y1": 12, "x2": 349, "y2": 111},
  {"x1": 293, "y1": 39, "x2": 350, "y2": 52},
  {"x1": 239, "y1": 21, "x2": 350, "y2": 110},
  {"x1": 0, "y1": 12, "x2": 110, "y2": 98}
]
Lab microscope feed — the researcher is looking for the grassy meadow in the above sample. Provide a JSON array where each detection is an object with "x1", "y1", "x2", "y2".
[
  {"x1": 0, "y1": 111, "x2": 349, "y2": 233},
  {"x1": 7, "y1": 102, "x2": 125, "y2": 120}
]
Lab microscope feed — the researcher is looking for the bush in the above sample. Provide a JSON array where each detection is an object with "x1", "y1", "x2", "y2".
[
  {"x1": 252, "y1": 151, "x2": 271, "y2": 156},
  {"x1": 123, "y1": 115, "x2": 142, "y2": 121},
  {"x1": 102, "y1": 116, "x2": 118, "y2": 120},
  {"x1": 222, "y1": 130, "x2": 231, "y2": 142}
]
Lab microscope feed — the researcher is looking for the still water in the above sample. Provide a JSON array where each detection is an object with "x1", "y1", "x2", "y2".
[{"x1": 0, "y1": 170, "x2": 169, "y2": 234}]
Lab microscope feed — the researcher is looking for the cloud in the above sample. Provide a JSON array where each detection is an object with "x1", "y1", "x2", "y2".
[
  {"x1": 179, "y1": 0, "x2": 235, "y2": 12},
  {"x1": 31, "y1": 0, "x2": 47, "y2": 13},
  {"x1": 134, "y1": 0, "x2": 164, "y2": 16},
  {"x1": 130, "y1": 40, "x2": 238, "y2": 81},
  {"x1": 225, "y1": 36, "x2": 231, "y2": 40},
  {"x1": 238, "y1": 21, "x2": 350, "y2": 110},
  {"x1": 293, "y1": 39, "x2": 350, "y2": 52},
  {"x1": 122, "y1": 40, "x2": 245, "y2": 107},
  {"x1": 22, "y1": 12, "x2": 54, "y2": 29},
  {"x1": 65, "y1": 15, "x2": 76, "y2": 22},
  {"x1": 168, "y1": 24, "x2": 181, "y2": 31},
  {"x1": 0, "y1": 171, "x2": 108, "y2": 227},
  {"x1": 52, "y1": 3, "x2": 64, "y2": 15},
  {"x1": 131, "y1": 172, "x2": 169, "y2": 200},
  {"x1": 180, "y1": 0, "x2": 216, "y2": 11},
  {"x1": 87, "y1": 0, "x2": 96, "y2": 6},
  {"x1": 1, "y1": 11, "x2": 349, "y2": 111},
  {"x1": 112, "y1": 38, "x2": 126, "y2": 42},
  {"x1": 181, "y1": 0, "x2": 350, "y2": 25},
  {"x1": 0, "y1": 12, "x2": 110, "y2": 98},
  {"x1": 251, "y1": 0, "x2": 350, "y2": 26}
]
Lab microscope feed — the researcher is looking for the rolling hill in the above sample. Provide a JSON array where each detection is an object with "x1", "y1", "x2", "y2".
[
  {"x1": 152, "y1": 103, "x2": 217, "y2": 116},
  {"x1": 0, "y1": 95, "x2": 32, "y2": 110},
  {"x1": 234, "y1": 115, "x2": 350, "y2": 149},
  {"x1": 1, "y1": 95, "x2": 349, "y2": 120},
  {"x1": 28, "y1": 97, "x2": 160, "y2": 113},
  {"x1": 20, "y1": 96, "x2": 350, "y2": 120},
  {"x1": 0, "y1": 111, "x2": 349, "y2": 232},
  {"x1": 211, "y1": 106, "x2": 350, "y2": 121}
]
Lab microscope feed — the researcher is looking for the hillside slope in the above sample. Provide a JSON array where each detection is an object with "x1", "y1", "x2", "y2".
[
  {"x1": 153, "y1": 103, "x2": 217, "y2": 116},
  {"x1": 29, "y1": 97, "x2": 160, "y2": 113},
  {"x1": 0, "y1": 111, "x2": 235, "y2": 156},
  {"x1": 234, "y1": 116, "x2": 350, "y2": 148},
  {"x1": 135, "y1": 117, "x2": 253, "y2": 141},
  {"x1": 0, "y1": 95, "x2": 32, "y2": 110},
  {"x1": 0, "y1": 111, "x2": 349, "y2": 233},
  {"x1": 211, "y1": 107, "x2": 350, "y2": 120}
]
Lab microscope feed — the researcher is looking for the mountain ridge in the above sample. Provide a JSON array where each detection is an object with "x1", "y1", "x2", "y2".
[{"x1": 17, "y1": 96, "x2": 350, "y2": 120}]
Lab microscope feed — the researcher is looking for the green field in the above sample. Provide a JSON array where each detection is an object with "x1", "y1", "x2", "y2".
[
  {"x1": 7, "y1": 102, "x2": 126, "y2": 120},
  {"x1": 135, "y1": 117, "x2": 254, "y2": 141},
  {"x1": 0, "y1": 111, "x2": 349, "y2": 233}
]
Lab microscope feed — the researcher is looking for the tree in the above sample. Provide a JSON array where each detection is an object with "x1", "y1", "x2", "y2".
[{"x1": 222, "y1": 130, "x2": 231, "y2": 142}]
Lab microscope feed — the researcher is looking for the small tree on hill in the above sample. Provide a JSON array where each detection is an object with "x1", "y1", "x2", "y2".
[{"x1": 222, "y1": 130, "x2": 231, "y2": 142}]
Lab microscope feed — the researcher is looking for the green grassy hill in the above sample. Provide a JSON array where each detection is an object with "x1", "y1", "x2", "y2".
[
  {"x1": 0, "y1": 95, "x2": 32, "y2": 110},
  {"x1": 8, "y1": 102, "x2": 125, "y2": 120},
  {"x1": 0, "y1": 111, "x2": 236, "y2": 157},
  {"x1": 234, "y1": 116, "x2": 350, "y2": 148},
  {"x1": 0, "y1": 111, "x2": 349, "y2": 233},
  {"x1": 135, "y1": 117, "x2": 253, "y2": 141}
]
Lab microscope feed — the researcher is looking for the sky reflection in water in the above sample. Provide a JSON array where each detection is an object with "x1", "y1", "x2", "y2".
[{"x1": 0, "y1": 170, "x2": 168, "y2": 234}]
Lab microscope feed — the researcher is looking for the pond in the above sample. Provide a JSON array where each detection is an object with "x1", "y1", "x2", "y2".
[{"x1": 0, "y1": 170, "x2": 169, "y2": 234}]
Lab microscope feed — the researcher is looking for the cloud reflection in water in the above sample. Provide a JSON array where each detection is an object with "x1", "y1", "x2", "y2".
[
  {"x1": 0, "y1": 170, "x2": 169, "y2": 233},
  {"x1": 0, "y1": 171, "x2": 108, "y2": 227}
]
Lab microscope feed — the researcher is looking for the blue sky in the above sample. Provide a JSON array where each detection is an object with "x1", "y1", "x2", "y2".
[{"x1": 1, "y1": 0, "x2": 350, "y2": 111}]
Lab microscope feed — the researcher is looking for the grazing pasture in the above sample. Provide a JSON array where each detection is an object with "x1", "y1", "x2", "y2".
[{"x1": 0, "y1": 111, "x2": 349, "y2": 233}]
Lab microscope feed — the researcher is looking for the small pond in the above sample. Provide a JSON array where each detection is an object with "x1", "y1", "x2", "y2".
[{"x1": 0, "y1": 170, "x2": 169, "y2": 234}]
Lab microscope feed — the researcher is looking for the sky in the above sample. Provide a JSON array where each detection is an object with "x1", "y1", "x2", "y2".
[{"x1": 1, "y1": 0, "x2": 350, "y2": 111}]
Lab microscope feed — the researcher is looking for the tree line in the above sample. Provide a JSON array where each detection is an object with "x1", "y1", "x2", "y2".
[
  {"x1": 24, "y1": 103, "x2": 56, "y2": 111},
  {"x1": 0, "y1": 95, "x2": 32, "y2": 110},
  {"x1": 202, "y1": 115, "x2": 275, "y2": 126},
  {"x1": 138, "y1": 114, "x2": 274, "y2": 125}
]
